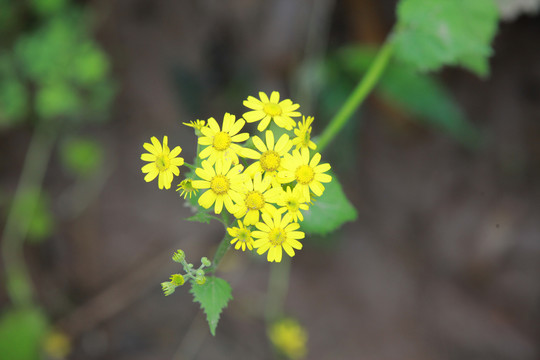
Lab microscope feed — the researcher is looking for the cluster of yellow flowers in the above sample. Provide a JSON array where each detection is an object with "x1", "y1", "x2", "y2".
[{"x1": 141, "y1": 91, "x2": 332, "y2": 262}]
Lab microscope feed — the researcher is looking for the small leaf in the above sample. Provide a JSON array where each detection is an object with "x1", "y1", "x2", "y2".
[
  {"x1": 392, "y1": 0, "x2": 499, "y2": 76},
  {"x1": 186, "y1": 212, "x2": 213, "y2": 224},
  {"x1": 60, "y1": 137, "x2": 104, "y2": 178},
  {"x1": 190, "y1": 277, "x2": 233, "y2": 336},
  {"x1": 0, "y1": 306, "x2": 49, "y2": 360},
  {"x1": 300, "y1": 172, "x2": 357, "y2": 235}
]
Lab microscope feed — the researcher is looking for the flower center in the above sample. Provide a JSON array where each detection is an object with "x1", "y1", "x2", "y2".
[
  {"x1": 245, "y1": 191, "x2": 265, "y2": 210},
  {"x1": 295, "y1": 165, "x2": 314, "y2": 184},
  {"x1": 210, "y1": 175, "x2": 230, "y2": 195},
  {"x1": 260, "y1": 151, "x2": 281, "y2": 172},
  {"x1": 268, "y1": 228, "x2": 286, "y2": 246},
  {"x1": 263, "y1": 103, "x2": 282, "y2": 117},
  {"x1": 286, "y1": 198, "x2": 299, "y2": 212},
  {"x1": 213, "y1": 132, "x2": 232, "y2": 151},
  {"x1": 237, "y1": 228, "x2": 251, "y2": 242},
  {"x1": 156, "y1": 155, "x2": 170, "y2": 171}
]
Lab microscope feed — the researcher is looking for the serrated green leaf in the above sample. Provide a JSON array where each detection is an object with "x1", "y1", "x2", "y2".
[
  {"x1": 190, "y1": 277, "x2": 233, "y2": 336},
  {"x1": 0, "y1": 307, "x2": 49, "y2": 360},
  {"x1": 186, "y1": 211, "x2": 213, "y2": 224},
  {"x1": 300, "y1": 172, "x2": 357, "y2": 235},
  {"x1": 393, "y1": 0, "x2": 499, "y2": 76}
]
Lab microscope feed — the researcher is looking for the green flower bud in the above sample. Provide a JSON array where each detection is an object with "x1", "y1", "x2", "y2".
[
  {"x1": 195, "y1": 276, "x2": 206, "y2": 285},
  {"x1": 161, "y1": 282, "x2": 176, "y2": 296},
  {"x1": 170, "y1": 274, "x2": 185, "y2": 286},
  {"x1": 201, "y1": 257, "x2": 211, "y2": 267},
  {"x1": 195, "y1": 269, "x2": 205, "y2": 277},
  {"x1": 172, "y1": 249, "x2": 185, "y2": 263}
]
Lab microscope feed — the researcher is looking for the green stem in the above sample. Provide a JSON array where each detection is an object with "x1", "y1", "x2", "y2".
[
  {"x1": 265, "y1": 257, "x2": 291, "y2": 322},
  {"x1": 316, "y1": 40, "x2": 394, "y2": 153},
  {"x1": 1, "y1": 122, "x2": 56, "y2": 307},
  {"x1": 206, "y1": 234, "x2": 232, "y2": 274}
]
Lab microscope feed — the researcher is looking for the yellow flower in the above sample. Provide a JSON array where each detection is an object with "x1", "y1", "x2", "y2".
[
  {"x1": 243, "y1": 130, "x2": 293, "y2": 185},
  {"x1": 141, "y1": 136, "x2": 184, "y2": 190},
  {"x1": 198, "y1": 113, "x2": 250, "y2": 166},
  {"x1": 292, "y1": 116, "x2": 317, "y2": 150},
  {"x1": 243, "y1": 91, "x2": 301, "y2": 131},
  {"x1": 192, "y1": 159, "x2": 245, "y2": 214},
  {"x1": 277, "y1": 185, "x2": 309, "y2": 222},
  {"x1": 268, "y1": 319, "x2": 308, "y2": 360},
  {"x1": 279, "y1": 148, "x2": 332, "y2": 201},
  {"x1": 234, "y1": 172, "x2": 281, "y2": 225},
  {"x1": 227, "y1": 220, "x2": 254, "y2": 251},
  {"x1": 176, "y1": 179, "x2": 198, "y2": 199},
  {"x1": 252, "y1": 212, "x2": 304, "y2": 262},
  {"x1": 183, "y1": 119, "x2": 207, "y2": 135}
]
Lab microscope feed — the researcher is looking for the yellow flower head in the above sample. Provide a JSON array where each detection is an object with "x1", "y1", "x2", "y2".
[
  {"x1": 279, "y1": 148, "x2": 332, "y2": 201},
  {"x1": 277, "y1": 185, "x2": 309, "y2": 222},
  {"x1": 234, "y1": 172, "x2": 281, "y2": 225},
  {"x1": 243, "y1": 130, "x2": 293, "y2": 185},
  {"x1": 176, "y1": 179, "x2": 199, "y2": 199},
  {"x1": 268, "y1": 319, "x2": 308, "y2": 360},
  {"x1": 198, "y1": 113, "x2": 250, "y2": 166},
  {"x1": 141, "y1": 136, "x2": 184, "y2": 190},
  {"x1": 227, "y1": 220, "x2": 254, "y2": 251},
  {"x1": 243, "y1": 91, "x2": 301, "y2": 131},
  {"x1": 183, "y1": 120, "x2": 207, "y2": 135},
  {"x1": 292, "y1": 116, "x2": 317, "y2": 151},
  {"x1": 192, "y1": 159, "x2": 245, "y2": 214},
  {"x1": 252, "y1": 212, "x2": 304, "y2": 262}
]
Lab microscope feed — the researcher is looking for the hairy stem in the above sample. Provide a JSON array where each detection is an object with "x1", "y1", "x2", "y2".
[
  {"x1": 206, "y1": 233, "x2": 232, "y2": 274},
  {"x1": 316, "y1": 40, "x2": 394, "y2": 152}
]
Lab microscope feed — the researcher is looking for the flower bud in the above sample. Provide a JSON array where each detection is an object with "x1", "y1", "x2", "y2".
[
  {"x1": 201, "y1": 257, "x2": 211, "y2": 267},
  {"x1": 170, "y1": 274, "x2": 185, "y2": 286},
  {"x1": 195, "y1": 276, "x2": 206, "y2": 285},
  {"x1": 195, "y1": 269, "x2": 205, "y2": 277},
  {"x1": 161, "y1": 282, "x2": 176, "y2": 296},
  {"x1": 172, "y1": 249, "x2": 185, "y2": 263}
]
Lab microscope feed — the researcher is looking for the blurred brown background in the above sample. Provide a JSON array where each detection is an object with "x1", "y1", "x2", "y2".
[{"x1": 1, "y1": 0, "x2": 540, "y2": 359}]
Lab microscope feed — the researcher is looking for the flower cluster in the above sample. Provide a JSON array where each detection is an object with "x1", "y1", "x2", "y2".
[
  {"x1": 161, "y1": 250, "x2": 211, "y2": 296},
  {"x1": 141, "y1": 91, "x2": 332, "y2": 262}
]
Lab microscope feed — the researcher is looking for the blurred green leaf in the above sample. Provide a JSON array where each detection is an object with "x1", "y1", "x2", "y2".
[
  {"x1": 60, "y1": 137, "x2": 104, "y2": 177},
  {"x1": 300, "y1": 172, "x2": 357, "y2": 235},
  {"x1": 186, "y1": 212, "x2": 213, "y2": 224},
  {"x1": 190, "y1": 277, "x2": 233, "y2": 336},
  {"x1": 71, "y1": 42, "x2": 108, "y2": 86},
  {"x1": 29, "y1": 0, "x2": 68, "y2": 17},
  {"x1": 336, "y1": 46, "x2": 480, "y2": 146},
  {"x1": 0, "y1": 307, "x2": 49, "y2": 360},
  {"x1": 36, "y1": 82, "x2": 81, "y2": 119},
  {"x1": 12, "y1": 188, "x2": 54, "y2": 243},
  {"x1": 393, "y1": 0, "x2": 499, "y2": 76}
]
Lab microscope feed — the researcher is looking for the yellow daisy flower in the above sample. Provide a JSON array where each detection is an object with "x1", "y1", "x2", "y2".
[
  {"x1": 176, "y1": 179, "x2": 198, "y2": 199},
  {"x1": 269, "y1": 319, "x2": 308, "y2": 360},
  {"x1": 292, "y1": 116, "x2": 317, "y2": 151},
  {"x1": 192, "y1": 159, "x2": 246, "y2": 214},
  {"x1": 141, "y1": 136, "x2": 184, "y2": 190},
  {"x1": 227, "y1": 220, "x2": 254, "y2": 251},
  {"x1": 277, "y1": 185, "x2": 309, "y2": 222},
  {"x1": 252, "y1": 212, "x2": 304, "y2": 263},
  {"x1": 279, "y1": 148, "x2": 332, "y2": 201},
  {"x1": 243, "y1": 91, "x2": 301, "y2": 131},
  {"x1": 183, "y1": 120, "x2": 207, "y2": 136},
  {"x1": 198, "y1": 113, "x2": 250, "y2": 165},
  {"x1": 243, "y1": 130, "x2": 293, "y2": 185},
  {"x1": 234, "y1": 172, "x2": 281, "y2": 225}
]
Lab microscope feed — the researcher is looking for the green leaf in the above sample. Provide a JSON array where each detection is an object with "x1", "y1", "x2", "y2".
[
  {"x1": 190, "y1": 277, "x2": 233, "y2": 336},
  {"x1": 12, "y1": 188, "x2": 54, "y2": 243},
  {"x1": 393, "y1": 0, "x2": 499, "y2": 76},
  {"x1": 300, "y1": 172, "x2": 357, "y2": 235},
  {"x1": 0, "y1": 307, "x2": 49, "y2": 360},
  {"x1": 186, "y1": 212, "x2": 213, "y2": 225},
  {"x1": 60, "y1": 137, "x2": 104, "y2": 178}
]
